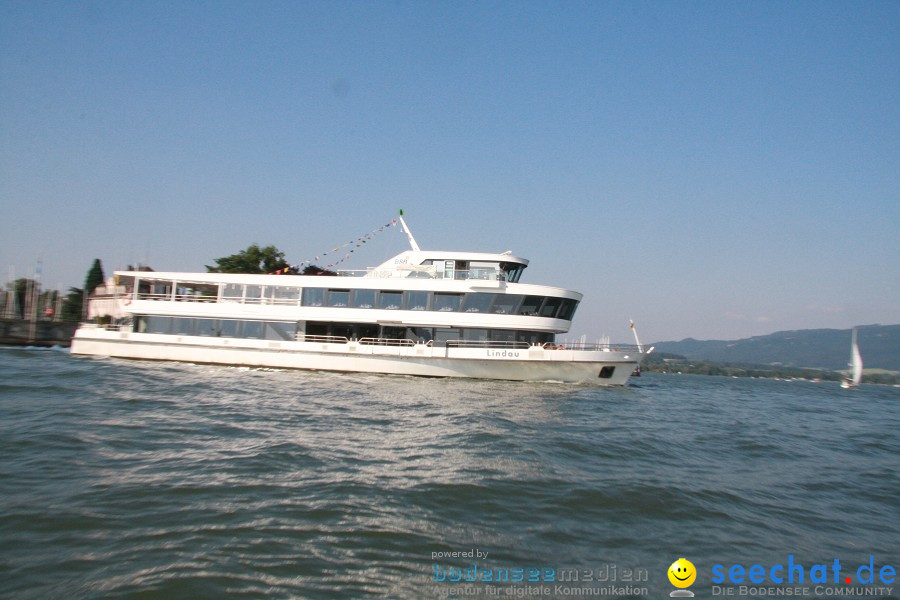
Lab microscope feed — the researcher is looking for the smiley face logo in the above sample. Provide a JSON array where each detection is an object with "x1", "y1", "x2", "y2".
[{"x1": 668, "y1": 558, "x2": 696, "y2": 588}]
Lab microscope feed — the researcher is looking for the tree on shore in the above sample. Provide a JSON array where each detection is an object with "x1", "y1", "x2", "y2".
[
  {"x1": 59, "y1": 259, "x2": 105, "y2": 322},
  {"x1": 85, "y1": 259, "x2": 105, "y2": 296},
  {"x1": 206, "y1": 245, "x2": 289, "y2": 274},
  {"x1": 60, "y1": 287, "x2": 84, "y2": 322}
]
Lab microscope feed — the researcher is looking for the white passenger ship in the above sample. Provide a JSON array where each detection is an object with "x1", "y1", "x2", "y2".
[{"x1": 72, "y1": 217, "x2": 648, "y2": 384}]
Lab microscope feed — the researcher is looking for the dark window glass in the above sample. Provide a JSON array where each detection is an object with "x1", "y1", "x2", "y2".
[
  {"x1": 519, "y1": 296, "x2": 544, "y2": 316},
  {"x1": 464, "y1": 328, "x2": 489, "y2": 341},
  {"x1": 302, "y1": 288, "x2": 326, "y2": 307},
  {"x1": 352, "y1": 289, "x2": 376, "y2": 308},
  {"x1": 379, "y1": 291, "x2": 403, "y2": 310},
  {"x1": 173, "y1": 317, "x2": 194, "y2": 335},
  {"x1": 145, "y1": 316, "x2": 172, "y2": 334},
  {"x1": 405, "y1": 290, "x2": 429, "y2": 311},
  {"x1": 491, "y1": 294, "x2": 523, "y2": 314},
  {"x1": 265, "y1": 322, "x2": 295, "y2": 341},
  {"x1": 331, "y1": 323, "x2": 353, "y2": 339},
  {"x1": 220, "y1": 320, "x2": 239, "y2": 337},
  {"x1": 305, "y1": 322, "x2": 329, "y2": 336},
  {"x1": 380, "y1": 326, "x2": 406, "y2": 339},
  {"x1": 462, "y1": 293, "x2": 494, "y2": 313},
  {"x1": 540, "y1": 297, "x2": 562, "y2": 318},
  {"x1": 434, "y1": 328, "x2": 461, "y2": 345},
  {"x1": 242, "y1": 321, "x2": 264, "y2": 339},
  {"x1": 557, "y1": 299, "x2": 579, "y2": 321},
  {"x1": 433, "y1": 293, "x2": 462, "y2": 312},
  {"x1": 326, "y1": 289, "x2": 350, "y2": 307},
  {"x1": 410, "y1": 327, "x2": 434, "y2": 342},
  {"x1": 517, "y1": 331, "x2": 553, "y2": 345},
  {"x1": 196, "y1": 319, "x2": 219, "y2": 337},
  {"x1": 598, "y1": 366, "x2": 616, "y2": 379},
  {"x1": 356, "y1": 323, "x2": 379, "y2": 339},
  {"x1": 491, "y1": 329, "x2": 516, "y2": 342}
]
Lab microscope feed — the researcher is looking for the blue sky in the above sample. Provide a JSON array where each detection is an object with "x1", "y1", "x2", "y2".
[{"x1": 2, "y1": 1, "x2": 898, "y2": 342}]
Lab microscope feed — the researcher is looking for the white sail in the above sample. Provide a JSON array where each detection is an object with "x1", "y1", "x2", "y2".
[{"x1": 850, "y1": 327, "x2": 863, "y2": 385}]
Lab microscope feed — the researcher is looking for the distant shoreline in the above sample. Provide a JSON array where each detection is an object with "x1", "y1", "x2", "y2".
[
  {"x1": 0, "y1": 318, "x2": 76, "y2": 347},
  {"x1": 641, "y1": 356, "x2": 900, "y2": 386}
]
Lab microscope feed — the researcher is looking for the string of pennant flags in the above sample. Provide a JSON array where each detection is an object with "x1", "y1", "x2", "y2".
[{"x1": 271, "y1": 218, "x2": 399, "y2": 274}]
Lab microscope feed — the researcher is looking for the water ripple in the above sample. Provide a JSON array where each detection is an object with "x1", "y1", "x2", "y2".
[{"x1": 0, "y1": 351, "x2": 897, "y2": 598}]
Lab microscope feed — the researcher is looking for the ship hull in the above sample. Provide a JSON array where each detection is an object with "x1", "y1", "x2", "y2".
[{"x1": 72, "y1": 327, "x2": 640, "y2": 385}]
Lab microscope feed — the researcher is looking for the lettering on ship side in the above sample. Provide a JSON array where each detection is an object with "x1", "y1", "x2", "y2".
[{"x1": 486, "y1": 349, "x2": 521, "y2": 358}]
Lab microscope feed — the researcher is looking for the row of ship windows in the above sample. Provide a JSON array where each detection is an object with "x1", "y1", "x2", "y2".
[
  {"x1": 295, "y1": 289, "x2": 577, "y2": 320},
  {"x1": 133, "y1": 316, "x2": 554, "y2": 345},
  {"x1": 146, "y1": 284, "x2": 578, "y2": 321}
]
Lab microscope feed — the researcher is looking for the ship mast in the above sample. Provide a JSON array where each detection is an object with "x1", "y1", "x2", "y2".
[{"x1": 397, "y1": 209, "x2": 420, "y2": 252}]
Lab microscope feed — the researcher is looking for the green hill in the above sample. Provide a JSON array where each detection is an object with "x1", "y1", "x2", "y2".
[{"x1": 651, "y1": 324, "x2": 900, "y2": 371}]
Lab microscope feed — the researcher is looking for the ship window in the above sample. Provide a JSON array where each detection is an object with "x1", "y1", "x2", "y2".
[
  {"x1": 242, "y1": 321, "x2": 264, "y2": 339},
  {"x1": 410, "y1": 327, "x2": 434, "y2": 342},
  {"x1": 270, "y1": 286, "x2": 300, "y2": 303},
  {"x1": 329, "y1": 323, "x2": 352, "y2": 339},
  {"x1": 491, "y1": 329, "x2": 516, "y2": 342},
  {"x1": 380, "y1": 326, "x2": 406, "y2": 340},
  {"x1": 517, "y1": 331, "x2": 553, "y2": 345},
  {"x1": 464, "y1": 328, "x2": 489, "y2": 341},
  {"x1": 540, "y1": 297, "x2": 562, "y2": 318},
  {"x1": 490, "y1": 294, "x2": 523, "y2": 315},
  {"x1": 355, "y1": 323, "x2": 379, "y2": 339},
  {"x1": 222, "y1": 283, "x2": 243, "y2": 301},
  {"x1": 433, "y1": 293, "x2": 462, "y2": 312},
  {"x1": 265, "y1": 322, "x2": 295, "y2": 341},
  {"x1": 379, "y1": 291, "x2": 403, "y2": 310},
  {"x1": 557, "y1": 299, "x2": 578, "y2": 321},
  {"x1": 598, "y1": 366, "x2": 615, "y2": 379},
  {"x1": 351, "y1": 289, "x2": 376, "y2": 309},
  {"x1": 405, "y1": 290, "x2": 429, "y2": 311},
  {"x1": 518, "y1": 296, "x2": 544, "y2": 316},
  {"x1": 434, "y1": 328, "x2": 461, "y2": 346},
  {"x1": 305, "y1": 322, "x2": 329, "y2": 336},
  {"x1": 501, "y1": 263, "x2": 526, "y2": 283},
  {"x1": 462, "y1": 293, "x2": 494, "y2": 313},
  {"x1": 244, "y1": 285, "x2": 262, "y2": 303},
  {"x1": 469, "y1": 261, "x2": 498, "y2": 281},
  {"x1": 196, "y1": 319, "x2": 219, "y2": 337},
  {"x1": 172, "y1": 317, "x2": 194, "y2": 335},
  {"x1": 302, "y1": 288, "x2": 326, "y2": 307},
  {"x1": 220, "y1": 320, "x2": 239, "y2": 337},
  {"x1": 143, "y1": 316, "x2": 172, "y2": 334},
  {"x1": 326, "y1": 289, "x2": 350, "y2": 307}
]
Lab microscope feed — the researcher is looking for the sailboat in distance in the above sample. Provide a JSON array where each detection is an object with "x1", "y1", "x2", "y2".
[{"x1": 840, "y1": 327, "x2": 863, "y2": 389}]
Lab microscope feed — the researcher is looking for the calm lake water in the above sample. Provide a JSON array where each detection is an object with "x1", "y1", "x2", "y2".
[{"x1": 1, "y1": 347, "x2": 897, "y2": 599}]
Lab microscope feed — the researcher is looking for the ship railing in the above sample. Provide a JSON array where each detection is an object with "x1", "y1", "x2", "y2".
[
  {"x1": 173, "y1": 293, "x2": 218, "y2": 303},
  {"x1": 543, "y1": 342, "x2": 645, "y2": 352},
  {"x1": 446, "y1": 340, "x2": 532, "y2": 349},
  {"x1": 299, "y1": 334, "x2": 351, "y2": 344},
  {"x1": 225, "y1": 297, "x2": 301, "y2": 306},
  {"x1": 336, "y1": 268, "x2": 508, "y2": 281},
  {"x1": 297, "y1": 335, "x2": 424, "y2": 347},
  {"x1": 358, "y1": 337, "x2": 418, "y2": 347},
  {"x1": 132, "y1": 292, "x2": 303, "y2": 306},
  {"x1": 133, "y1": 292, "x2": 169, "y2": 301}
]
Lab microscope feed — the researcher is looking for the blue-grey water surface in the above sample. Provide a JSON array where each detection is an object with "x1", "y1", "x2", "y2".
[{"x1": 1, "y1": 347, "x2": 897, "y2": 599}]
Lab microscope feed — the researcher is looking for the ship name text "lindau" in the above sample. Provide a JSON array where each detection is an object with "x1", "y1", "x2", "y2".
[{"x1": 487, "y1": 349, "x2": 520, "y2": 358}]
